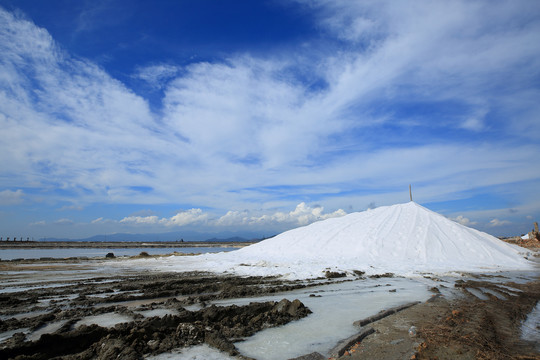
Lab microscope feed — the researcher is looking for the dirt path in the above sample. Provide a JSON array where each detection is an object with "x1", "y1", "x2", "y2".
[{"x1": 333, "y1": 279, "x2": 540, "y2": 360}]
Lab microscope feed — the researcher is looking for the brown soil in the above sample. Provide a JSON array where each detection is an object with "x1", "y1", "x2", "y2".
[{"x1": 336, "y1": 279, "x2": 540, "y2": 360}]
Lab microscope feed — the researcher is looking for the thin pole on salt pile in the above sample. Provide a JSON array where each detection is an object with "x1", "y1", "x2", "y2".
[{"x1": 409, "y1": 184, "x2": 413, "y2": 202}]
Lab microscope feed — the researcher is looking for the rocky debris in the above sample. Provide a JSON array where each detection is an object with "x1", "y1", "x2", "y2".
[
  {"x1": 369, "y1": 272, "x2": 394, "y2": 278},
  {"x1": 325, "y1": 271, "x2": 347, "y2": 279}
]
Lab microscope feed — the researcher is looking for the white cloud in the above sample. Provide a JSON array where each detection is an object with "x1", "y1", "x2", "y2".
[
  {"x1": 217, "y1": 202, "x2": 346, "y2": 227},
  {"x1": 54, "y1": 218, "x2": 74, "y2": 225},
  {"x1": 489, "y1": 218, "x2": 511, "y2": 227},
  {"x1": 0, "y1": 189, "x2": 24, "y2": 205},
  {"x1": 166, "y1": 209, "x2": 208, "y2": 226},
  {"x1": 451, "y1": 215, "x2": 477, "y2": 226},
  {"x1": 120, "y1": 215, "x2": 160, "y2": 225},
  {"x1": 120, "y1": 209, "x2": 207, "y2": 227},
  {"x1": 113, "y1": 203, "x2": 346, "y2": 230}
]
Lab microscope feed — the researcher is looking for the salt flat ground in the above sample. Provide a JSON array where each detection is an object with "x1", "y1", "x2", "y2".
[{"x1": 1, "y1": 256, "x2": 538, "y2": 359}]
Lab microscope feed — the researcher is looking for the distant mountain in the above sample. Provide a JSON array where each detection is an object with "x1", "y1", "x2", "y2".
[
  {"x1": 203, "y1": 236, "x2": 253, "y2": 243},
  {"x1": 38, "y1": 230, "x2": 266, "y2": 243}
]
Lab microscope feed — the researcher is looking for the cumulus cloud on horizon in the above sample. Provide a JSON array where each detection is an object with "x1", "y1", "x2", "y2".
[
  {"x1": 451, "y1": 215, "x2": 478, "y2": 226},
  {"x1": 217, "y1": 202, "x2": 347, "y2": 227},
  {"x1": 489, "y1": 218, "x2": 511, "y2": 227},
  {"x1": 30, "y1": 203, "x2": 348, "y2": 234}
]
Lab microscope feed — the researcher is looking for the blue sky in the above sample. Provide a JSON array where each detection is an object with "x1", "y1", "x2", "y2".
[{"x1": 0, "y1": 0, "x2": 539, "y2": 240}]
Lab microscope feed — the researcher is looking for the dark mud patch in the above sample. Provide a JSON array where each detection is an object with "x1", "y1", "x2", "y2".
[
  {"x1": 1, "y1": 299, "x2": 311, "y2": 359},
  {"x1": 0, "y1": 271, "x2": 316, "y2": 359},
  {"x1": 0, "y1": 272, "x2": 310, "y2": 316}
]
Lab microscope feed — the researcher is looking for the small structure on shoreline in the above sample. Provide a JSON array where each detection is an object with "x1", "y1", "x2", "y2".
[
  {"x1": 0, "y1": 236, "x2": 33, "y2": 242},
  {"x1": 500, "y1": 221, "x2": 540, "y2": 250},
  {"x1": 529, "y1": 221, "x2": 540, "y2": 241}
]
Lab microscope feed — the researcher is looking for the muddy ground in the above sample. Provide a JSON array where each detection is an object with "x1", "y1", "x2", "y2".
[
  {"x1": 0, "y1": 260, "x2": 320, "y2": 360},
  {"x1": 1, "y1": 257, "x2": 539, "y2": 360},
  {"x1": 332, "y1": 277, "x2": 540, "y2": 360}
]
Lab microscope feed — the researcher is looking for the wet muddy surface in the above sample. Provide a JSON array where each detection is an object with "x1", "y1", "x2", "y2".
[
  {"x1": 1, "y1": 257, "x2": 539, "y2": 360},
  {"x1": 0, "y1": 264, "x2": 318, "y2": 360},
  {"x1": 334, "y1": 278, "x2": 540, "y2": 360}
]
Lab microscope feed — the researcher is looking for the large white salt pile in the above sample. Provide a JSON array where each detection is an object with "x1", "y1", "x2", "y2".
[{"x1": 222, "y1": 202, "x2": 533, "y2": 276}]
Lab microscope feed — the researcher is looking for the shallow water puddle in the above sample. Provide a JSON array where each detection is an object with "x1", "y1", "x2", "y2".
[
  {"x1": 136, "y1": 308, "x2": 178, "y2": 318},
  {"x1": 0, "y1": 282, "x2": 77, "y2": 294},
  {"x1": 521, "y1": 302, "x2": 540, "y2": 351},
  {"x1": 95, "y1": 295, "x2": 188, "y2": 308},
  {"x1": 145, "y1": 344, "x2": 236, "y2": 360},
  {"x1": 0, "y1": 328, "x2": 30, "y2": 344},
  {"x1": 0, "y1": 310, "x2": 49, "y2": 321},
  {"x1": 37, "y1": 294, "x2": 78, "y2": 305},
  {"x1": 479, "y1": 287, "x2": 507, "y2": 300},
  {"x1": 465, "y1": 287, "x2": 489, "y2": 300},
  {"x1": 74, "y1": 313, "x2": 133, "y2": 328},
  {"x1": 208, "y1": 277, "x2": 431, "y2": 360},
  {"x1": 27, "y1": 320, "x2": 68, "y2": 341},
  {"x1": 496, "y1": 284, "x2": 523, "y2": 294}
]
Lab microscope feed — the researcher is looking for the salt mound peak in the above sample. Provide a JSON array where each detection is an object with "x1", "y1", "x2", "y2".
[{"x1": 233, "y1": 202, "x2": 532, "y2": 274}]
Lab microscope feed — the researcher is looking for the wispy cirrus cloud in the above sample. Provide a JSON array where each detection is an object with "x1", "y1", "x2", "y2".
[{"x1": 134, "y1": 64, "x2": 180, "y2": 89}]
